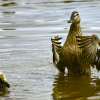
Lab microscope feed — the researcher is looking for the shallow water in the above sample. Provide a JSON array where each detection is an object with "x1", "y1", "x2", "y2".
[{"x1": 0, "y1": 0, "x2": 100, "y2": 100}]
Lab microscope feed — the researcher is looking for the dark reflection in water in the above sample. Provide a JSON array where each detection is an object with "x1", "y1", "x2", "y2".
[
  {"x1": 64, "y1": 0, "x2": 75, "y2": 3},
  {"x1": 2, "y1": 28, "x2": 16, "y2": 30},
  {"x1": 2, "y1": 11, "x2": 15, "y2": 15},
  {"x1": 52, "y1": 73, "x2": 100, "y2": 100},
  {"x1": 1, "y1": 0, "x2": 16, "y2": 17},
  {"x1": 0, "y1": 89, "x2": 9, "y2": 96},
  {"x1": 1, "y1": 1, "x2": 17, "y2": 7},
  {"x1": 64, "y1": 0, "x2": 97, "y2": 3}
]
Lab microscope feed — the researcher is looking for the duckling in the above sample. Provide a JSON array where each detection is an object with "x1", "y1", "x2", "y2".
[
  {"x1": 0, "y1": 72, "x2": 10, "y2": 94},
  {"x1": 51, "y1": 11, "x2": 93, "y2": 75}
]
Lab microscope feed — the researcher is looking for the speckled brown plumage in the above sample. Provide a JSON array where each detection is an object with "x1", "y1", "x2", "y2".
[{"x1": 51, "y1": 11, "x2": 100, "y2": 75}]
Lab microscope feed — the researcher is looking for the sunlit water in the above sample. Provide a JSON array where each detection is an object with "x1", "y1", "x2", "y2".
[{"x1": 0, "y1": 0, "x2": 100, "y2": 100}]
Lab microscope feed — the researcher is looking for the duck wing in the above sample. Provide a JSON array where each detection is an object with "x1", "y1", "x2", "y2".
[
  {"x1": 51, "y1": 35, "x2": 63, "y2": 65},
  {"x1": 76, "y1": 35, "x2": 99, "y2": 66}
]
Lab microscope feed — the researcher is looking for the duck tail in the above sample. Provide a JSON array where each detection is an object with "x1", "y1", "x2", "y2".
[{"x1": 51, "y1": 35, "x2": 62, "y2": 65}]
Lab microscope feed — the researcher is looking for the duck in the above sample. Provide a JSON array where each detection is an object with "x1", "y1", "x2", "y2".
[
  {"x1": 0, "y1": 72, "x2": 10, "y2": 94},
  {"x1": 51, "y1": 11, "x2": 100, "y2": 75}
]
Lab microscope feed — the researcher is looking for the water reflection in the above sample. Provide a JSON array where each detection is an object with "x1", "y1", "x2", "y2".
[
  {"x1": 63, "y1": 0, "x2": 98, "y2": 3},
  {"x1": 0, "y1": 89, "x2": 9, "y2": 96},
  {"x1": 1, "y1": 0, "x2": 16, "y2": 16},
  {"x1": 2, "y1": 28, "x2": 16, "y2": 30},
  {"x1": 1, "y1": 1, "x2": 17, "y2": 7},
  {"x1": 52, "y1": 73, "x2": 100, "y2": 100},
  {"x1": 2, "y1": 11, "x2": 15, "y2": 15}
]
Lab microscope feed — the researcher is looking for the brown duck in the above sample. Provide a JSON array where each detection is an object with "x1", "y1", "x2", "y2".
[{"x1": 51, "y1": 11, "x2": 100, "y2": 75}]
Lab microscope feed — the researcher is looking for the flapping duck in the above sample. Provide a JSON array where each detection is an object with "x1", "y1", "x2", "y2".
[{"x1": 51, "y1": 11, "x2": 100, "y2": 75}]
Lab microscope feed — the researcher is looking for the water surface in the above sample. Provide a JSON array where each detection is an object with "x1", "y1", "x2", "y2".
[{"x1": 0, "y1": 0, "x2": 100, "y2": 100}]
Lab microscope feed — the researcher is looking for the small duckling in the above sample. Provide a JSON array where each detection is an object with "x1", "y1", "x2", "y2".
[
  {"x1": 0, "y1": 72, "x2": 10, "y2": 94},
  {"x1": 1, "y1": 2, "x2": 17, "y2": 7}
]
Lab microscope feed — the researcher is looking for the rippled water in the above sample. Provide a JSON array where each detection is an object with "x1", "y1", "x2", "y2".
[{"x1": 0, "y1": 0, "x2": 100, "y2": 100}]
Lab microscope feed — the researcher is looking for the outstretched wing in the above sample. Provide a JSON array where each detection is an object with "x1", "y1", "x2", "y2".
[
  {"x1": 76, "y1": 35, "x2": 99, "y2": 65},
  {"x1": 51, "y1": 35, "x2": 62, "y2": 64},
  {"x1": 96, "y1": 49, "x2": 100, "y2": 70}
]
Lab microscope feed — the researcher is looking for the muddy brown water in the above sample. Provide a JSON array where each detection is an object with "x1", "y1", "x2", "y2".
[{"x1": 0, "y1": 0, "x2": 100, "y2": 100}]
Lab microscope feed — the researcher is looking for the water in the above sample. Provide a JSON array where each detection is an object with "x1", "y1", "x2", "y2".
[{"x1": 0, "y1": 0, "x2": 100, "y2": 100}]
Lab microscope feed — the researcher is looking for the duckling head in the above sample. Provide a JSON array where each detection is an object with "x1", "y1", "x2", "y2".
[
  {"x1": 0, "y1": 72, "x2": 10, "y2": 90},
  {"x1": 68, "y1": 11, "x2": 80, "y2": 24}
]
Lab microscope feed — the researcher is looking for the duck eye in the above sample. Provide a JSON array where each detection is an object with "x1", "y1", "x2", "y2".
[
  {"x1": 76, "y1": 13, "x2": 79, "y2": 16},
  {"x1": 74, "y1": 13, "x2": 79, "y2": 17}
]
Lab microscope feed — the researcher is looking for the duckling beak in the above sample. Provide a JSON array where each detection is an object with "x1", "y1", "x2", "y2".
[
  {"x1": 0, "y1": 79, "x2": 10, "y2": 88},
  {"x1": 3, "y1": 80, "x2": 10, "y2": 88}
]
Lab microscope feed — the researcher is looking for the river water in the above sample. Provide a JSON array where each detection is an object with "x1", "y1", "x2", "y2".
[{"x1": 0, "y1": 0, "x2": 100, "y2": 100}]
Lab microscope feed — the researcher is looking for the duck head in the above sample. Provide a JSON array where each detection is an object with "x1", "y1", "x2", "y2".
[{"x1": 68, "y1": 11, "x2": 80, "y2": 24}]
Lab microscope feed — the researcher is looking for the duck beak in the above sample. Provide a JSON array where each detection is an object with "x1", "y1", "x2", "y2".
[{"x1": 67, "y1": 19, "x2": 73, "y2": 23}]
